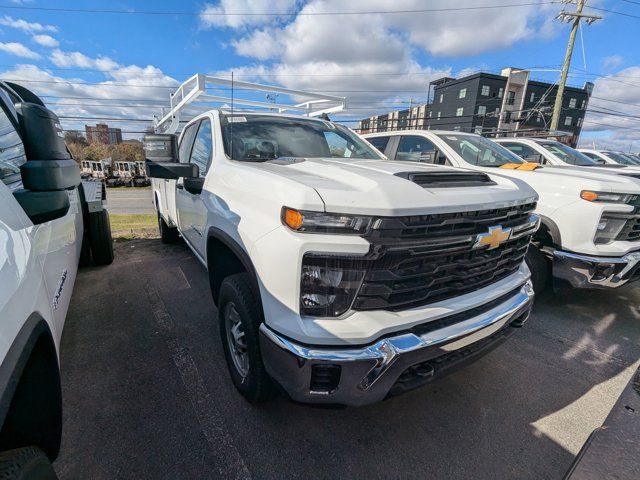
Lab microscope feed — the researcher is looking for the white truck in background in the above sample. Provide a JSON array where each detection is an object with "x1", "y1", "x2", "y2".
[
  {"x1": 364, "y1": 130, "x2": 640, "y2": 293},
  {"x1": 145, "y1": 74, "x2": 539, "y2": 407},
  {"x1": 0, "y1": 82, "x2": 113, "y2": 478},
  {"x1": 578, "y1": 148, "x2": 640, "y2": 166}
]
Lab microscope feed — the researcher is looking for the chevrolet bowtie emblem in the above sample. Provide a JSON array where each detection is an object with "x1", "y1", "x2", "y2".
[{"x1": 474, "y1": 225, "x2": 512, "y2": 250}]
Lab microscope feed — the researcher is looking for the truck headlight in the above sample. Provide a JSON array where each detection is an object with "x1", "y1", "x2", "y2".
[
  {"x1": 282, "y1": 207, "x2": 373, "y2": 235},
  {"x1": 581, "y1": 191, "x2": 636, "y2": 204},
  {"x1": 594, "y1": 216, "x2": 627, "y2": 244},
  {"x1": 300, "y1": 261, "x2": 365, "y2": 317}
]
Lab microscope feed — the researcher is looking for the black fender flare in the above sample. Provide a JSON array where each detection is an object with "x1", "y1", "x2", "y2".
[
  {"x1": 206, "y1": 227, "x2": 263, "y2": 313},
  {"x1": 536, "y1": 214, "x2": 562, "y2": 248},
  {"x1": 0, "y1": 313, "x2": 61, "y2": 459}
]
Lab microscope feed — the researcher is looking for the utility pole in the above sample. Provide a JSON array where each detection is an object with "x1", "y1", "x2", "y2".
[{"x1": 550, "y1": 0, "x2": 601, "y2": 131}]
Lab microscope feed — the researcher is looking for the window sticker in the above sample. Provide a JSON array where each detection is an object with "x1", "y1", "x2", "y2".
[{"x1": 228, "y1": 116, "x2": 247, "y2": 123}]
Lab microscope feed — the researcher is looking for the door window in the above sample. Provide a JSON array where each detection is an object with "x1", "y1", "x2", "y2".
[
  {"x1": 0, "y1": 103, "x2": 26, "y2": 185},
  {"x1": 500, "y1": 142, "x2": 540, "y2": 161},
  {"x1": 367, "y1": 136, "x2": 390, "y2": 153},
  {"x1": 395, "y1": 136, "x2": 437, "y2": 162},
  {"x1": 189, "y1": 119, "x2": 213, "y2": 177},
  {"x1": 179, "y1": 121, "x2": 199, "y2": 164}
]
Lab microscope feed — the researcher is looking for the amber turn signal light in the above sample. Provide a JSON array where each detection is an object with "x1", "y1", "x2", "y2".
[{"x1": 283, "y1": 207, "x2": 304, "y2": 230}]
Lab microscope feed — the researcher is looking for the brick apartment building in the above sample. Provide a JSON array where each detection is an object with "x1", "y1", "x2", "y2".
[{"x1": 85, "y1": 123, "x2": 123, "y2": 145}]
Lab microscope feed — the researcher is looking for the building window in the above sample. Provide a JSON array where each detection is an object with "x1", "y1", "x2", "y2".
[
  {"x1": 536, "y1": 114, "x2": 542, "y2": 123},
  {"x1": 478, "y1": 105, "x2": 486, "y2": 116},
  {"x1": 456, "y1": 107, "x2": 464, "y2": 117},
  {"x1": 481, "y1": 85, "x2": 490, "y2": 96},
  {"x1": 474, "y1": 126, "x2": 483, "y2": 134},
  {"x1": 498, "y1": 88, "x2": 504, "y2": 98},
  {"x1": 507, "y1": 91, "x2": 516, "y2": 106},
  {"x1": 459, "y1": 88, "x2": 467, "y2": 99},
  {"x1": 495, "y1": 107, "x2": 500, "y2": 115},
  {"x1": 428, "y1": 110, "x2": 432, "y2": 118},
  {"x1": 577, "y1": 117, "x2": 583, "y2": 127},
  {"x1": 564, "y1": 116, "x2": 573, "y2": 126},
  {"x1": 437, "y1": 111, "x2": 441, "y2": 119},
  {"x1": 580, "y1": 99, "x2": 586, "y2": 109},
  {"x1": 530, "y1": 92, "x2": 535, "y2": 102},
  {"x1": 453, "y1": 126, "x2": 461, "y2": 132},
  {"x1": 569, "y1": 98, "x2": 577, "y2": 108},
  {"x1": 439, "y1": 94, "x2": 444, "y2": 103}
]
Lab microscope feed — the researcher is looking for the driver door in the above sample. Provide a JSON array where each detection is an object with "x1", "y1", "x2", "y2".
[{"x1": 176, "y1": 117, "x2": 213, "y2": 258}]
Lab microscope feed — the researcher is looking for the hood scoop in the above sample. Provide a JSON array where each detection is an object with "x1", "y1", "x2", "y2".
[{"x1": 395, "y1": 171, "x2": 496, "y2": 188}]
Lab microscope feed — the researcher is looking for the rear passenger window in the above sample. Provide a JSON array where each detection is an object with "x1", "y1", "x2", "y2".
[
  {"x1": 0, "y1": 100, "x2": 26, "y2": 185},
  {"x1": 367, "y1": 136, "x2": 390, "y2": 153},
  {"x1": 395, "y1": 136, "x2": 437, "y2": 162}
]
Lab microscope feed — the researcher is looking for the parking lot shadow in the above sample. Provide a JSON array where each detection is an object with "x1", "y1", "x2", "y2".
[{"x1": 54, "y1": 238, "x2": 640, "y2": 480}]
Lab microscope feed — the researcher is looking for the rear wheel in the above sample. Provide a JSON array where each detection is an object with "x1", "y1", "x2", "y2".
[
  {"x1": 219, "y1": 273, "x2": 273, "y2": 403},
  {"x1": 526, "y1": 244, "x2": 550, "y2": 294},
  {"x1": 0, "y1": 447, "x2": 57, "y2": 480},
  {"x1": 88, "y1": 209, "x2": 114, "y2": 265},
  {"x1": 157, "y1": 211, "x2": 179, "y2": 244}
]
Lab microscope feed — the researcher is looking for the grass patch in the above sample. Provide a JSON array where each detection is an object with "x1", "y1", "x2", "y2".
[{"x1": 110, "y1": 213, "x2": 156, "y2": 232}]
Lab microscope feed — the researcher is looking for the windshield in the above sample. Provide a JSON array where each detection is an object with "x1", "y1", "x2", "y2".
[
  {"x1": 605, "y1": 151, "x2": 640, "y2": 165},
  {"x1": 220, "y1": 115, "x2": 381, "y2": 161},
  {"x1": 539, "y1": 142, "x2": 597, "y2": 166},
  {"x1": 435, "y1": 133, "x2": 524, "y2": 167}
]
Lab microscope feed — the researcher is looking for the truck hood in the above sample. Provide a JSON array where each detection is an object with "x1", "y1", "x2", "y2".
[
  {"x1": 484, "y1": 164, "x2": 640, "y2": 193},
  {"x1": 247, "y1": 157, "x2": 537, "y2": 216}
]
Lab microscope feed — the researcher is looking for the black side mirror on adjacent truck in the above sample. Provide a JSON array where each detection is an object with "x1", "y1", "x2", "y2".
[{"x1": 143, "y1": 133, "x2": 199, "y2": 180}]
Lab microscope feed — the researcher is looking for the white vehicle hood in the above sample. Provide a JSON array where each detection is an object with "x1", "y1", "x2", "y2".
[
  {"x1": 247, "y1": 157, "x2": 537, "y2": 216},
  {"x1": 483, "y1": 164, "x2": 640, "y2": 193}
]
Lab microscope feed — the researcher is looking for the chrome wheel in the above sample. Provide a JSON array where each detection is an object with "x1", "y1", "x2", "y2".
[{"x1": 224, "y1": 302, "x2": 249, "y2": 378}]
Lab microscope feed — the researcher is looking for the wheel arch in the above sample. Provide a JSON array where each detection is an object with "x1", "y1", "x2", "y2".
[
  {"x1": 0, "y1": 313, "x2": 62, "y2": 461},
  {"x1": 536, "y1": 214, "x2": 562, "y2": 249},
  {"x1": 206, "y1": 228, "x2": 263, "y2": 313}
]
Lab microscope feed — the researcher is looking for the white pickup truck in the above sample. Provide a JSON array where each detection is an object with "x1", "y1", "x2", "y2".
[
  {"x1": 0, "y1": 82, "x2": 112, "y2": 478},
  {"x1": 146, "y1": 78, "x2": 541, "y2": 407},
  {"x1": 363, "y1": 131, "x2": 640, "y2": 293},
  {"x1": 577, "y1": 148, "x2": 640, "y2": 166}
]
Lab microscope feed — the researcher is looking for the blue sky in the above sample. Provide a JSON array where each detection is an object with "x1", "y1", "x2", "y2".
[{"x1": 0, "y1": 0, "x2": 638, "y2": 150}]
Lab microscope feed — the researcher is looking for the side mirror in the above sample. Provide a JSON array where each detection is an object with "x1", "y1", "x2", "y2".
[
  {"x1": 143, "y1": 134, "x2": 179, "y2": 163},
  {"x1": 145, "y1": 161, "x2": 199, "y2": 180},
  {"x1": 596, "y1": 158, "x2": 606, "y2": 165},
  {"x1": 13, "y1": 189, "x2": 70, "y2": 224},
  {"x1": 524, "y1": 154, "x2": 543, "y2": 164}
]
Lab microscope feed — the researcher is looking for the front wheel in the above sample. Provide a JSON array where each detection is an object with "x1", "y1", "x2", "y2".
[
  {"x1": 526, "y1": 244, "x2": 550, "y2": 294},
  {"x1": 0, "y1": 447, "x2": 58, "y2": 480},
  {"x1": 218, "y1": 273, "x2": 273, "y2": 403}
]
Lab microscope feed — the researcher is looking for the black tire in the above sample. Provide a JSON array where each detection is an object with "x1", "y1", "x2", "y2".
[
  {"x1": 0, "y1": 447, "x2": 58, "y2": 480},
  {"x1": 88, "y1": 209, "x2": 114, "y2": 265},
  {"x1": 526, "y1": 244, "x2": 550, "y2": 294},
  {"x1": 78, "y1": 230, "x2": 91, "y2": 267},
  {"x1": 158, "y1": 211, "x2": 179, "y2": 244},
  {"x1": 218, "y1": 273, "x2": 273, "y2": 403}
]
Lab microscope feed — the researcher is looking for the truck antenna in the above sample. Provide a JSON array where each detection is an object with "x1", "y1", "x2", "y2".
[{"x1": 230, "y1": 70, "x2": 234, "y2": 160}]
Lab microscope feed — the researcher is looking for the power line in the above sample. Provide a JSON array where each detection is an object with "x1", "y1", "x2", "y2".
[
  {"x1": 0, "y1": 2, "x2": 560, "y2": 16},
  {"x1": 587, "y1": 5, "x2": 640, "y2": 19}
]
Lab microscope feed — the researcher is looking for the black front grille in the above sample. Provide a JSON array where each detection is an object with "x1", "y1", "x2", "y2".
[
  {"x1": 304, "y1": 203, "x2": 537, "y2": 312},
  {"x1": 611, "y1": 212, "x2": 640, "y2": 242}
]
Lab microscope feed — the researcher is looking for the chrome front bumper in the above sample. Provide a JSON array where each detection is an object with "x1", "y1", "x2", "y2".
[
  {"x1": 553, "y1": 250, "x2": 640, "y2": 288},
  {"x1": 259, "y1": 281, "x2": 534, "y2": 407}
]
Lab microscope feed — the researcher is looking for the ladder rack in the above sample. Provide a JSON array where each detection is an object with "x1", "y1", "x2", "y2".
[{"x1": 154, "y1": 73, "x2": 347, "y2": 134}]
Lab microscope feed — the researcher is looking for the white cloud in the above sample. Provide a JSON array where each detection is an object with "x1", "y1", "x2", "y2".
[
  {"x1": 0, "y1": 42, "x2": 40, "y2": 59},
  {"x1": 200, "y1": 0, "x2": 297, "y2": 29},
  {"x1": 51, "y1": 49, "x2": 119, "y2": 71},
  {"x1": 578, "y1": 66, "x2": 640, "y2": 151},
  {"x1": 32, "y1": 34, "x2": 59, "y2": 48},
  {"x1": 602, "y1": 55, "x2": 623, "y2": 70},
  {"x1": 0, "y1": 15, "x2": 57, "y2": 33}
]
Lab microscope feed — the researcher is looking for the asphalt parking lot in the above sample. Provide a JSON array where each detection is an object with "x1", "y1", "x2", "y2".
[{"x1": 55, "y1": 237, "x2": 640, "y2": 480}]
